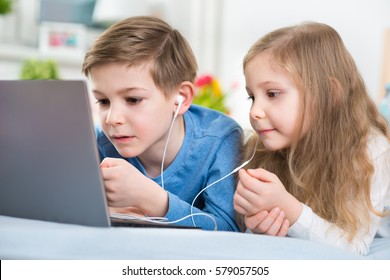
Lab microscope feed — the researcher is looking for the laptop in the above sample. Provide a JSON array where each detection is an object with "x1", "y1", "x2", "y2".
[{"x1": 0, "y1": 80, "x2": 197, "y2": 229}]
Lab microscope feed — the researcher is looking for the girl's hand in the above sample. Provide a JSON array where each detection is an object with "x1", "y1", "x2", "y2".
[
  {"x1": 100, "y1": 157, "x2": 168, "y2": 216},
  {"x1": 234, "y1": 168, "x2": 302, "y2": 225},
  {"x1": 245, "y1": 207, "x2": 290, "y2": 236}
]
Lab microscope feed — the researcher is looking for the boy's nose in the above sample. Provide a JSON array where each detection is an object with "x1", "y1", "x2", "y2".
[{"x1": 106, "y1": 107, "x2": 125, "y2": 126}]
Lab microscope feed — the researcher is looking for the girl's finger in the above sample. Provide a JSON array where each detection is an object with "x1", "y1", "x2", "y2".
[
  {"x1": 276, "y1": 219, "x2": 290, "y2": 237},
  {"x1": 245, "y1": 210, "x2": 268, "y2": 231},
  {"x1": 246, "y1": 168, "x2": 279, "y2": 183}
]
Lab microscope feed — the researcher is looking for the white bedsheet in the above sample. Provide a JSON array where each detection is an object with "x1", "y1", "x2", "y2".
[{"x1": 1, "y1": 215, "x2": 387, "y2": 260}]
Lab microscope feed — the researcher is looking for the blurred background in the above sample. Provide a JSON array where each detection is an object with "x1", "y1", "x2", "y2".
[{"x1": 1, "y1": 0, "x2": 390, "y2": 129}]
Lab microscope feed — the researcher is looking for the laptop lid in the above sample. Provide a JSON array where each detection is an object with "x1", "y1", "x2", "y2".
[{"x1": 0, "y1": 80, "x2": 111, "y2": 227}]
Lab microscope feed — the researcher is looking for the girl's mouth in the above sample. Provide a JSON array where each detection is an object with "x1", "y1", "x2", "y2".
[{"x1": 258, "y1": 129, "x2": 275, "y2": 136}]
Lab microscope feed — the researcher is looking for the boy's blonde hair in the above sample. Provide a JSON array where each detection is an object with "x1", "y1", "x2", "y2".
[
  {"x1": 243, "y1": 22, "x2": 389, "y2": 240},
  {"x1": 82, "y1": 16, "x2": 197, "y2": 97}
]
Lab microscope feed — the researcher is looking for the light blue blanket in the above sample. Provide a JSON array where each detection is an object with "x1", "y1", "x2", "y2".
[{"x1": 0, "y1": 215, "x2": 388, "y2": 259}]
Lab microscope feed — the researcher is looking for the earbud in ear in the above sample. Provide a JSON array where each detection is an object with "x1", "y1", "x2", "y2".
[
  {"x1": 176, "y1": 95, "x2": 184, "y2": 106},
  {"x1": 174, "y1": 95, "x2": 184, "y2": 118}
]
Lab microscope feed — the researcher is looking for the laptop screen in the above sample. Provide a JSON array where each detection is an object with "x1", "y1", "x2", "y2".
[{"x1": 0, "y1": 80, "x2": 111, "y2": 227}]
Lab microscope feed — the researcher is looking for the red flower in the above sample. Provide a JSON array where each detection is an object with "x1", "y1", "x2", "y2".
[{"x1": 195, "y1": 74, "x2": 213, "y2": 87}]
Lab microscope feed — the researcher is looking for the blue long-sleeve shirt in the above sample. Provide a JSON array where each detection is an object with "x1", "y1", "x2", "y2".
[{"x1": 96, "y1": 104, "x2": 242, "y2": 231}]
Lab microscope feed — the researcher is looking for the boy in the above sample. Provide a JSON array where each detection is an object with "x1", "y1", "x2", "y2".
[{"x1": 82, "y1": 16, "x2": 242, "y2": 231}]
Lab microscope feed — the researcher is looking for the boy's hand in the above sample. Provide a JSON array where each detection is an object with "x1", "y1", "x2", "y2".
[
  {"x1": 234, "y1": 168, "x2": 302, "y2": 225},
  {"x1": 109, "y1": 206, "x2": 145, "y2": 217},
  {"x1": 100, "y1": 157, "x2": 141, "y2": 207},
  {"x1": 245, "y1": 207, "x2": 289, "y2": 236},
  {"x1": 100, "y1": 157, "x2": 168, "y2": 216}
]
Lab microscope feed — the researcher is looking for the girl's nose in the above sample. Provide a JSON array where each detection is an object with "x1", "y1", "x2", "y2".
[{"x1": 250, "y1": 105, "x2": 266, "y2": 120}]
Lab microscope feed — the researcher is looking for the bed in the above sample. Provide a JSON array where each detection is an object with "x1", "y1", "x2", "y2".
[{"x1": 1, "y1": 215, "x2": 388, "y2": 260}]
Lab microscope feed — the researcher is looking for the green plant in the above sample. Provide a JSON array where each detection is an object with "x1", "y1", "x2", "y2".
[
  {"x1": 0, "y1": 0, "x2": 12, "y2": 15},
  {"x1": 20, "y1": 59, "x2": 60, "y2": 80}
]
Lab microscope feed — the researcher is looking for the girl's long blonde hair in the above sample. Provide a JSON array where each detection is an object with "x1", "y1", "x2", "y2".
[{"x1": 242, "y1": 22, "x2": 389, "y2": 240}]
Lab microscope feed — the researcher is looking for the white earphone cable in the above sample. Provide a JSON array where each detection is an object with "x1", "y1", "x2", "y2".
[
  {"x1": 160, "y1": 111, "x2": 178, "y2": 190},
  {"x1": 190, "y1": 136, "x2": 259, "y2": 227},
  {"x1": 152, "y1": 100, "x2": 260, "y2": 230},
  {"x1": 113, "y1": 135, "x2": 259, "y2": 230}
]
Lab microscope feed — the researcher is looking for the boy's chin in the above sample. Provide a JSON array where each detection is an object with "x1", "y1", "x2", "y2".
[{"x1": 115, "y1": 147, "x2": 141, "y2": 159}]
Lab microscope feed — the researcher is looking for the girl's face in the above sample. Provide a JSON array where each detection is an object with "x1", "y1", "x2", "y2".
[
  {"x1": 244, "y1": 51, "x2": 306, "y2": 151},
  {"x1": 90, "y1": 62, "x2": 177, "y2": 159}
]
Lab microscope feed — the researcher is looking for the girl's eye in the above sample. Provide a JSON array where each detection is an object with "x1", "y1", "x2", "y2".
[
  {"x1": 247, "y1": 95, "x2": 255, "y2": 102},
  {"x1": 126, "y1": 97, "x2": 142, "y2": 104},
  {"x1": 95, "y1": 99, "x2": 109, "y2": 105},
  {"x1": 267, "y1": 91, "x2": 280, "y2": 98}
]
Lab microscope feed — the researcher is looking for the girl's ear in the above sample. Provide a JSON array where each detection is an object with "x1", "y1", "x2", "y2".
[
  {"x1": 330, "y1": 77, "x2": 343, "y2": 105},
  {"x1": 174, "y1": 81, "x2": 195, "y2": 115}
]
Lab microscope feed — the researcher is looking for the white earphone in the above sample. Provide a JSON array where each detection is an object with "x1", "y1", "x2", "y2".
[
  {"x1": 176, "y1": 95, "x2": 184, "y2": 106},
  {"x1": 162, "y1": 94, "x2": 185, "y2": 190},
  {"x1": 174, "y1": 95, "x2": 184, "y2": 118}
]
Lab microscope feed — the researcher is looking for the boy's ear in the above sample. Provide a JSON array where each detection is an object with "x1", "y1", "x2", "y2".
[{"x1": 175, "y1": 81, "x2": 195, "y2": 115}]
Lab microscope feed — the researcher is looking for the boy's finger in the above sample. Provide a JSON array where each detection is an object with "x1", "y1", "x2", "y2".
[
  {"x1": 100, "y1": 157, "x2": 116, "y2": 168},
  {"x1": 100, "y1": 157, "x2": 126, "y2": 168},
  {"x1": 100, "y1": 165, "x2": 116, "y2": 180}
]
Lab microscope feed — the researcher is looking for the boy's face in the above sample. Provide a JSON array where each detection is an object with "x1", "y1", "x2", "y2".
[
  {"x1": 244, "y1": 51, "x2": 308, "y2": 151},
  {"x1": 90, "y1": 62, "x2": 177, "y2": 159}
]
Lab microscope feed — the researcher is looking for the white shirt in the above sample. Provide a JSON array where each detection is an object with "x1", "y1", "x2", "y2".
[{"x1": 288, "y1": 131, "x2": 390, "y2": 255}]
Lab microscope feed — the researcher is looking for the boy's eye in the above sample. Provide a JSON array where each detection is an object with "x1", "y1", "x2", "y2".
[
  {"x1": 126, "y1": 97, "x2": 143, "y2": 104},
  {"x1": 96, "y1": 99, "x2": 109, "y2": 105}
]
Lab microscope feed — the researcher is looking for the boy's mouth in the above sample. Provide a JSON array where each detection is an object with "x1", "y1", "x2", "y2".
[{"x1": 111, "y1": 135, "x2": 134, "y2": 143}]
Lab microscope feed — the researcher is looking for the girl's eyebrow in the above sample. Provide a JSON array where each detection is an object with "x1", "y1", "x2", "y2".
[{"x1": 257, "y1": 80, "x2": 279, "y2": 87}]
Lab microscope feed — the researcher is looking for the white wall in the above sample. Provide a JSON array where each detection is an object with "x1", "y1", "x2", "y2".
[
  {"x1": 1, "y1": 0, "x2": 390, "y2": 129},
  {"x1": 218, "y1": 0, "x2": 390, "y2": 129}
]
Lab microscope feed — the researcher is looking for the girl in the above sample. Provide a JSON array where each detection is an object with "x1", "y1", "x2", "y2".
[{"x1": 234, "y1": 22, "x2": 390, "y2": 255}]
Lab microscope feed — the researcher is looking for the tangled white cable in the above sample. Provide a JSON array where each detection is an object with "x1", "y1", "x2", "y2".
[{"x1": 119, "y1": 98, "x2": 260, "y2": 230}]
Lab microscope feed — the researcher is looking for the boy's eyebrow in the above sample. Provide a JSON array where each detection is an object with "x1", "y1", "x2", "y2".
[
  {"x1": 91, "y1": 87, "x2": 148, "y2": 96},
  {"x1": 91, "y1": 89, "x2": 106, "y2": 97},
  {"x1": 121, "y1": 87, "x2": 148, "y2": 94}
]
